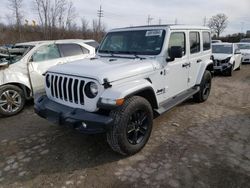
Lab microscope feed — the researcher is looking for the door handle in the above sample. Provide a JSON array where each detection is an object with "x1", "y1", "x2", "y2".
[
  {"x1": 182, "y1": 63, "x2": 191, "y2": 68},
  {"x1": 197, "y1": 59, "x2": 202, "y2": 63}
]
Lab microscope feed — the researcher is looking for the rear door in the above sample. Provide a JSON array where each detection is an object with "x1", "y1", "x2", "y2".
[
  {"x1": 188, "y1": 31, "x2": 203, "y2": 88},
  {"x1": 165, "y1": 31, "x2": 189, "y2": 98},
  {"x1": 28, "y1": 44, "x2": 67, "y2": 93},
  {"x1": 58, "y1": 43, "x2": 90, "y2": 62}
]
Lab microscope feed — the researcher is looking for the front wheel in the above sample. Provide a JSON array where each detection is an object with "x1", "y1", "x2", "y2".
[
  {"x1": 193, "y1": 70, "x2": 212, "y2": 103},
  {"x1": 236, "y1": 62, "x2": 241, "y2": 71},
  {"x1": 224, "y1": 63, "x2": 234, "y2": 76},
  {"x1": 107, "y1": 96, "x2": 153, "y2": 155},
  {"x1": 0, "y1": 85, "x2": 25, "y2": 117}
]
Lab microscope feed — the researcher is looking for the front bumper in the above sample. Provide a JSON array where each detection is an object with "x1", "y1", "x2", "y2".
[
  {"x1": 242, "y1": 55, "x2": 250, "y2": 63},
  {"x1": 34, "y1": 95, "x2": 113, "y2": 134},
  {"x1": 213, "y1": 63, "x2": 232, "y2": 72}
]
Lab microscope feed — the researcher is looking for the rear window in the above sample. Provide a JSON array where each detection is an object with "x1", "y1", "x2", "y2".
[
  {"x1": 85, "y1": 41, "x2": 99, "y2": 49},
  {"x1": 203, "y1": 32, "x2": 211, "y2": 51},
  {"x1": 59, "y1": 44, "x2": 84, "y2": 57}
]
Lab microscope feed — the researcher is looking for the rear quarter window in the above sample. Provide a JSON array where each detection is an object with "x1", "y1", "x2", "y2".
[
  {"x1": 59, "y1": 44, "x2": 86, "y2": 57},
  {"x1": 202, "y1": 32, "x2": 211, "y2": 51}
]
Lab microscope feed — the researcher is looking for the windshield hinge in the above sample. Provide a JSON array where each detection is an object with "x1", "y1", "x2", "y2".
[{"x1": 103, "y1": 78, "x2": 112, "y2": 89}]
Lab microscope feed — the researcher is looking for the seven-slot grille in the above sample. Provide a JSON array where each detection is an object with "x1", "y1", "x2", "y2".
[{"x1": 46, "y1": 73, "x2": 85, "y2": 105}]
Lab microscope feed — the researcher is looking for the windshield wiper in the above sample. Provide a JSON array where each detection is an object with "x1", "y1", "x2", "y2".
[
  {"x1": 98, "y1": 50, "x2": 135, "y2": 59},
  {"x1": 121, "y1": 51, "x2": 146, "y2": 60}
]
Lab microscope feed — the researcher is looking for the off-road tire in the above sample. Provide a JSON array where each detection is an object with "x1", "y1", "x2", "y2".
[
  {"x1": 107, "y1": 96, "x2": 153, "y2": 155},
  {"x1": 0, "y1": 85, "x2": 25, "y2": 117},
  {"x1": 193, "y1": 70, "x2": 212, "y2": 103}
]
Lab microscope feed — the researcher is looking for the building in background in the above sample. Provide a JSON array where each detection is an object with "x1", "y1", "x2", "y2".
[{"x1": 247, "y1": 30, "x2": 250, "y2": 37}]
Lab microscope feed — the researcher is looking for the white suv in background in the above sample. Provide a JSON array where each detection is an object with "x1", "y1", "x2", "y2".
[
  {"x1": 238, "y1": 43, "x2": 250, "y2": 64},
  {"x1": 0, "y1": 39, "x2": 96, "y2": 116},
  {"x1": 212, "y1": 43, "x2": 242, "y2": 76}
]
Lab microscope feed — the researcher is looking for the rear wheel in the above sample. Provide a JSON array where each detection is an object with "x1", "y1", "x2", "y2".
[
  {"x1": 0, "y1": 85, "x2": 25, "y2": 117},
  {"x1": 193, "y1": 70, "x2": 212, "y2": 103},
  {"x1": 107, "y1": 96, "x2": 153, "y2": 155}
]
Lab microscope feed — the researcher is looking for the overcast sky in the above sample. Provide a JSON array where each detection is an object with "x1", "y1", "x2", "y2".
[{"x1": 1, "y1": 0, "x2": 250, "y2": 36}]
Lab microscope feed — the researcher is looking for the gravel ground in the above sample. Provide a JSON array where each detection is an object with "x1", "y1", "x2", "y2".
[{"x1": 0, "y1": 65, "x2": 250, "y2": 188}]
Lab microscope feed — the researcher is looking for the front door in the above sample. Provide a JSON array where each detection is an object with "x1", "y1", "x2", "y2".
[
  {"x1": 28, "y1": 44, "x2": 67, "y2": 93},
  {"x1": 233, "y1": 44, "x2": 242, "y2": 70},
  {"x1": 165, "y1": 32, "x2": 189, "y2": 98}
]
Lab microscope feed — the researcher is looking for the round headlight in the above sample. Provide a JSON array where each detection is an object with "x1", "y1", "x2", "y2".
[
  {"x1": 45, "y1": 74, "x2": 50, "y2": 88},
  {"x1": 85, "y1": 82, "x2": 98, "y2": 98}
]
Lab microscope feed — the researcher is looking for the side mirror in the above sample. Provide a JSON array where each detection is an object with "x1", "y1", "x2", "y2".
[
  {"x1": 167, "y1": 46, "x2": 183, "y2": 62},
  {"x1": 210, "y1": 55, "x2": 215, "y2": 61},
  {"x1": 234, "y1": 50, "x2": 241, "y2": 54},
  {"x1": 29, "y1": 56, "x2": 34, "y2": 62},
  {"x1": 95, "y1": 46, "x2": 99, "y2": 53},
  {"x1": 0, "y1": 61, "x2": 9, "y2": 68}
]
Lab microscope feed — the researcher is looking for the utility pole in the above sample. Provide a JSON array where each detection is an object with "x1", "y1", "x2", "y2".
[
  {"x1": 203, "y1": 16, "x2": 207, "y2": 26},
  {"x1": 241, "y1": 22, "x2": 244, "y2": 33},
  {"x1": 174, "y1": 18, "x2": 178, "y2": 25},
  {"x1": 97, "y1": 5, "x2": 104, "y2": 30},
  {"x1": 158, "y1": 18, "x2": 162, "y2": 25},
  {"x1": 147, "y1": 15, "x2": 153, "y2": 25}
]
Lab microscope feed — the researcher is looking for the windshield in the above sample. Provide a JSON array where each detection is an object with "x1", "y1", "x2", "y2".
[
  {"x1": 99, "y1": 29, "x2": 166, "y2": 56},
  {"x1": 212, "y1": 45, "x2": 232, "y2": 54},
  {"x1": 238, "y1": 43, "x2": 250, "y2": 50},
  {"x1": 0, "y1": 45, "x2": 33, "y2": 64}
]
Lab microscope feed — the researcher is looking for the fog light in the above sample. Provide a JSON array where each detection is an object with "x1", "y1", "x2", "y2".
[{"x1": 82, "y1": 122, "x2": 87, "y2": 128}]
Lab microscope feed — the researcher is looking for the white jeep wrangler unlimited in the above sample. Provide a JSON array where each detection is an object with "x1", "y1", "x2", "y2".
[{"x1": 35, "y1": 25, "x2": 213, "y2": 155}]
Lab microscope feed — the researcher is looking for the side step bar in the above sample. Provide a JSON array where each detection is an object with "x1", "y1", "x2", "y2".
[{"x1": 155, "y1": 86, "x2": 200, "y2": 115}]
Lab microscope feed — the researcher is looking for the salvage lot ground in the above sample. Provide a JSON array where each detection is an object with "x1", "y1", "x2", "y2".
[{"x1": 0, "y1": 65, "x2": 250, "y2": 188}]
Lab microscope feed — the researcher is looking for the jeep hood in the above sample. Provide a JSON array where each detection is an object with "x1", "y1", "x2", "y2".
[
  {"x1": 48, "y1": 58, "x2": 156, "y2": 84},
  {"x1": 213, "y1": 53, "x2": 232, "y2": 60}
]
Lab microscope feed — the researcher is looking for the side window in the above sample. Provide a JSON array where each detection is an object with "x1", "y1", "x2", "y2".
[
  {"x1": 202, "y1": 32, "x2": 211, "y2": 51},
  {"x1": 32, "y1": 44, "x2": 61, "y2": 62},
  {"x1": 168, "y1": 32, "x2": 186, "y2": 56},
  {"x1": 59, "y1": 44, "x2": 85, "y2": 57},
  {"x1": 234, "y1": 44, "x2": 240, "y2": 53},
  {"x1": 190, "y1": 32, "x2": 200, "y2": 54}
]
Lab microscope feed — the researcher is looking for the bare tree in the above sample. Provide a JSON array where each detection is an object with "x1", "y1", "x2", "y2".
[
  {"x1": 65, "y1": 1, "x2": 77, "y2": 30},
  {"x1": 208, "y1": 13, "x2": 228, "y2": 37},
  {"x1": 34, "y1": 0, "x2": 77, "y2": 39},
  {"x1": 8, "y1": 0, "x2": 23, "y2": 40},
  {"x1": 92, "y1": 19, "x2": 106, "y2": 42},
  {"x1": 34, "y1": 0, "x2": 50, "y2": 38},
  {"x1": 81, "y1": 17, "x2": 88, "y2": 33}
]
